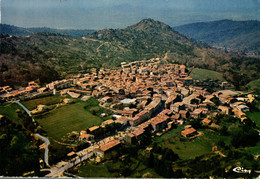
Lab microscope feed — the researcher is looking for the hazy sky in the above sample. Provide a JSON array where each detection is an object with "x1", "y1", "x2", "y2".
[{"x1": 1, "y1": 0, "x2": 260, "y2": 29}]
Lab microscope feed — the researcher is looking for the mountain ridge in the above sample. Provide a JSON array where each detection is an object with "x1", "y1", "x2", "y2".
[
  {"x1": 174, "y1": 19, "x2": 260, "y2": 58},
  {"x1": 126, "y1": 18, "x2": 173, "y2": 31},
  {"x1": 0, "y1": 24, "x2": 95, "y2": 37},
  {"x1": 0, "y1": 19, "x2": 259, "y2": 89}
]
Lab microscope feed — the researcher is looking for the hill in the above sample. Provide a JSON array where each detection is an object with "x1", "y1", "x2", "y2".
[
  {"x1": 0, "y1": 19, "x2": 259, "y2": 89},
  {"x1": 0, "y1": 24, "x2": 95, "y2": 37},
  {"x1": 174, "y1": 19, "x2": 260, "y2": 58}
]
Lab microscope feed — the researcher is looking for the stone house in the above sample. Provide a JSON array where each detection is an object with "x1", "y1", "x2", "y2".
[{"x1": 94, "y1": 139, "x2": 121, "y2": 159}]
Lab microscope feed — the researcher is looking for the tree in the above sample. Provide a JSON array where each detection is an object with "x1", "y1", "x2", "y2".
[
  {"x1": 220, "y1": 126, "x2": 229, "y2": 136},
  {"x1": 190, "y1": 118, "x2": 202, "y2": 129},
  {"x1": 0, "y1": 117, "x2": 40, "y2": 176},
  {"x1": 162, "y1": 148, "x2": 179, "y2": 162},
  {"x1": 217, "y1": 140, "x2": 226, "y2": 149},
  {"x1": 147, "y1": 153, "x2": 154, "y2": 168},
  {"x1": 231, "y1": 128, "x2": 259, "y2": 148}
]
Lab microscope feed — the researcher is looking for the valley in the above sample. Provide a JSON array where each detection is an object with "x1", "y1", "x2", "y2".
[
  {"x1": 1, "y1": 19, "x2": 260, "y2": 91},
  {"x1": 0, "y1": 57, "x2": 259, "y2": 177},
  {"x1": 0, "y1": 18, "x2": 259, "y2": 178}
]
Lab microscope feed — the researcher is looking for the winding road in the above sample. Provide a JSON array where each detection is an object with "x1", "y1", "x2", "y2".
[
  {"x1": 14, "y1": 100, "x2": 32, "y2": 117},
  {"x1": 35, "y1": 133, "x2": 50, "y2": 167},
  {"x1": 12, "y1": 100, "x2": 126, "y2": 177},
  {"x1": 13, "y1": 100, "x2": 50, "y2": 167},
  {"x1": 13, "y1": 100, "x2": 98, "y2": 177}
]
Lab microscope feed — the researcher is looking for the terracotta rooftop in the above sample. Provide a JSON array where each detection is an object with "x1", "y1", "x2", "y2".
[
  {"x1": 99, "y1": 139, "x2": 121, "y2": 152},
  {"x1": 79, "y1": 133, "x2": 93, "y2": 140},
  {"x1": 179, "y1": 110, "x2": 187, "y2": 115},
  {"x1": 67, "y1": 151, "x2": 76, "y2": 157},
  {"x1": 150, "y1": 114, "x2": 169, "y2": 125},
  {"x1": 89, "y1": 126, "x2": 100, "y2": 132},
  {"x1": 161, "y1": 109, "x2": 173, "y2": 116},
  {"x1": 192, "y1": 108, "x2": 203, "y2": 114},
  {"x1": 102, "y1": 119, "x2": 114, "y2": 126},
  {"x1": 202, "y1": 118, "x2": 212, "y2": 124},
  {"x1": 181, "y1": 127, "x2": 197, "y2": 136}
]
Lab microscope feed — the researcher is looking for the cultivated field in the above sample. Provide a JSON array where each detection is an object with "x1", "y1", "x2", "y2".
[
  {"x1": 22, "y1": 95, "x2": 65, "y2": 110},
  {"x1": 35, "y1": 99, "x2": 104, "y2": 141},
  {"x1": 153, "y1": 126, "x2": 231, "y2": 160},
  {"x1": 190, "y1": 68, "x2": 225, "y2": 81}
]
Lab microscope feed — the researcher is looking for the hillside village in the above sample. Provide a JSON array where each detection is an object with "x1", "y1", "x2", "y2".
[{"x1": 0, "y1": 58, "x2": 258, "y2": 176}]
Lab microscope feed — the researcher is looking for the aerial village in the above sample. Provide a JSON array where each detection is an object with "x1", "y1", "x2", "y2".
[{"x1": 0, "y1": 58, "x2": 256, "y2": 165}]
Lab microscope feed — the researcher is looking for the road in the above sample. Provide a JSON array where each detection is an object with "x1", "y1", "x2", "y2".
[
  {"x1": 13, "y1": 100, "x2": 126, "y2": 177},
  {"x1": 45, "y1": 152, "x2": 94, "y2": 177},
  {"x1": 13, "y1": 99, "x2": 111, "y2": 177},
  {"x1": 13, "y1": 100, "x2": 50, "y2": 167},
  {"x1": 35, "y1": 133, "x2": 50, "y2": 167},
  {"x1": 14, "y1": 100, "x2": 32, "y2": 117},
  {"x1": 45, "y1": 134, "x2": 126, "y2": 177}
]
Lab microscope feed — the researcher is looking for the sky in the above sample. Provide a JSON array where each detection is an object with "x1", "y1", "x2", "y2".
[{"x1": 1, "y1": 0, "x2": 259, "y2": 29}]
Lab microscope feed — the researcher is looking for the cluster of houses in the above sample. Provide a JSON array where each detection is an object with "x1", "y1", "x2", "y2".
[
  {"x1": 0, "y1": 57, "x2": 256, "y2": 161},
  {"x1": 63, "y1": 58, "x2": 255, "y2": 160},
  {"x1": 0, "y1": 81, "x2": 41, "y2": 99}
]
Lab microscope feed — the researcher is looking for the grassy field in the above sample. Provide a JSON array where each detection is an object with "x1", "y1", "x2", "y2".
[
  {"x1": 190, "y1": 68, "x2": 225, "y2": 81},
  {"x1": 35, "y1": 100, "x2": 104, "y2": 141},
  {"x1": 76, "y1": 162, "x2": 118, "y2": 178},
  {"x1": 246, "y1": 101, "x2": 260, "y2": 127},
  {"x1": 128, "y1": 158, "x2": 161, "y2": 178},
  {"x1": 243, "y1": 141, "x2": 260, "y2": 156},
  {"x1": 247, "y1": 79, "x2": 260, "y2": 94},
  {"x1": 0, "y1": 103, "x2": 23, "y2": 124},
  {"x1": 153, "y1": 126, "x2": 231, "y2": 160},
  {"x1": 22, "y1": 95, "x2": 65, "y2": 110},
  {"x1": 75, "y1": 158, "x2": 161, "y2": 178},
  {"x1": 247, "y1": 112, "x2": 260, "y2": 127}
]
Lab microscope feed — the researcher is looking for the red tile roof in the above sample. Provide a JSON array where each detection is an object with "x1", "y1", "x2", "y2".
[
  {"x1": 181, "y1": 127, "x2": 197, "y2": 136},
  {"x1": 202, "y1": 118, "x2": 212, "y2": 124},
  {"x1": 179, "y1": 110, "x2": 187, "y2": 115},
  {"x1": 89, "y1": 126, "x2": 99, "y2": 132},
  {"x1": 79, "y1": 133, "x2": 93, "y2": 140},
  {"x1": 99, "y1": 139, "x2": 121, "y2": 152}
]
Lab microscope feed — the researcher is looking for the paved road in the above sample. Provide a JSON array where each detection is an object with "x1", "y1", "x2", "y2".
[
  {"x1": 45, "y1": 135, "x2": 123, "y2": 177},
  {"x1": 13, "y1": 99, "x2": 105, "y2": 177},
  {"x1": 14, "y1": 100, "x2": 32, "y2": 117},
  {"x1": 45, "y1": 152, "x2": 93, "y2": 177},
  {"x1": 13, "y1": 100, "x2": 50, "y2": 167},
  {"x1": 35, "y1": 133, "x2": 50, "y2": 167}
]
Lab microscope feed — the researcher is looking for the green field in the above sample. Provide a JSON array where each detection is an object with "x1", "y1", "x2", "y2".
[
  {"x1": 246, "y1": 101, "x2": 260, "y2": 127},
  {"x1": 35, "y1": 100, "x2": 104, "y2": 141},
  {"x1": 154, "y1": 126, "x2": 231, "y2": 160},
  {"x1": 247, "y1": 79, "x2": 260, "y2": 94},
  {"x1": 247, "y1": 112, "x2": 260, "y2": 127},
  {"x1": 190, "y1": 68, "x2": 225, "y2": 81},
  {"x1": 0, "y1": 103, "x2": 23, "y2": 124},
  {"x1": 22, "y1": 95, "x2": 65, "y2": 110},
  {"x1": 75, "y1": 158, "x2": 161, "y2": 178},
  {"x1": 76, "y1": 162, "x2": 118, "y2": 178},
  {"x1": 128, "y1": 158, "x2": 161, "y2": 178},
  {"x1": 243, "y1": 142, "x2": 260, "y2": 156}
]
